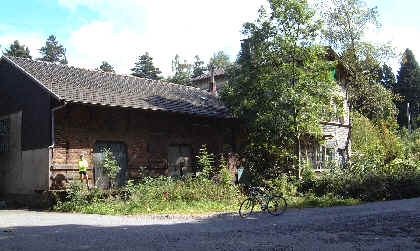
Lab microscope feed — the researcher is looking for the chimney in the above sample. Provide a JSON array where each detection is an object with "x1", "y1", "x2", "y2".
[{"x1": 209, "y1": 67, "x2": 217, "y2": 93}]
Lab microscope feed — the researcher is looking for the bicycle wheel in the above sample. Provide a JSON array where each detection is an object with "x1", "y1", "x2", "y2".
[
  {"x1": 239, "y1": 198, "x2": 254, "y2": 218},
  {"x1": 267, "y1": 195, "x2": 287, "y2": 216}
]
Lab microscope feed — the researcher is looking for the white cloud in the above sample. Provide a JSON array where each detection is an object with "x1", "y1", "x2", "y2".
[
  {"x1": 366, "y1": 23, "x2": 420, "y2": 73},
  {"x1": 59, "y1": 0, "x2": 266, "y2": 76}
]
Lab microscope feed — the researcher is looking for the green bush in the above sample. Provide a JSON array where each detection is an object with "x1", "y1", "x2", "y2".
[
  {"x1": 196, "y1": 145, "x2": 215, "y2": 179},
  {"x1": 217, "y1": 155, "x2": 234, "y2": 186},
  {"x1": 297, "y1": 163, "x2": 420, "y2": 201},
  {"x1": 102, "y1": 148, "x2": 121, "y2": 188}
]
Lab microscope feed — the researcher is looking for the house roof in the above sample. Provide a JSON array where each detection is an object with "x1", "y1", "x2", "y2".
[
  {"x1": 1, "y1": 56, "x2": 231, "y2": 118},
  {"x1": 191, "y1": 68, "x2": 226, "y2": 82}
]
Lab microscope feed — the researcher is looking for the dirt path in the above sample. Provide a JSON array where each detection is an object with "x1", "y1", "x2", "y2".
[{"x1": 1, "y1": 197, "x2": 420, "y2": 250}]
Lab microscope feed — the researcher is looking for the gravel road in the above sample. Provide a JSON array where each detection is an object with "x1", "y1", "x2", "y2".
[{"x1": 1, "y1": 198, "x2": 420, "y2": 251}]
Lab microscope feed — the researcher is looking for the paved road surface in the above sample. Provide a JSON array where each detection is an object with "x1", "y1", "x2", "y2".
[{"x1": 1, "y1": 198, "x2": 420, "y2": 250}]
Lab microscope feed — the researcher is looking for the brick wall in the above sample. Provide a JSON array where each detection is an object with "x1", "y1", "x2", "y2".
[{"x1": 50, "y1": 103, "x2": 237, "y2": 188}]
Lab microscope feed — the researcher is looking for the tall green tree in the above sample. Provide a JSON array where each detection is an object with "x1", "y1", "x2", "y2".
[
  {"x1": 379, "y1": 64, "x2": 396, "y2": 90},
  {"x1": 395, "y1": 49, "x2": 420, "y2": 129},
  {"x1": 131, "y1": 52, "x2": 162, "y2": 80},
  {"x1": 3, "y1": 40, "x2": 32, "y2": 58},
  {"x1": 167, "y1": 54, "x2": 192, "y2": 86},
  {"x1": 98, "y1": 61, "x2": 115, "y2": 73},
  {"x1": 192, "y1": 55, "x2": 206, "y2": 78},
  {"x1": 222, "y1": 0, "x2": 339, "y2": 179},
  {"x1": 321, "y1": 0, "x2": 397, "y2": 156},
  {"x1": 38, "y1": 35, "x2": 68, "y2": 64},
  {"x1": 208, "y1": 51, "x2": 231, "y2": 70}
]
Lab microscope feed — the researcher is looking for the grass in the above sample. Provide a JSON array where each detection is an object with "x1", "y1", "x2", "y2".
[
  {"x1": 53, "y1": 179, "x2": 362, "y2": 215},
  {"x1": 57, "y1": 199, "x2": 242, "y2": 215}
]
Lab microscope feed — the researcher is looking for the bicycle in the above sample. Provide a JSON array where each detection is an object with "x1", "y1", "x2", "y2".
[{"x1": 239, "y1": 186, "x2": 287, "y2": 218}]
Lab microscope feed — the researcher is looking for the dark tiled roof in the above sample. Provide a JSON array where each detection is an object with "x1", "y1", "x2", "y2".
[
  {"x1": 191, "y1": 68, "x2": 226, "y2": 82},
  {"x1": 2, "y1": 56, "x2": 231, "y2": 118}
]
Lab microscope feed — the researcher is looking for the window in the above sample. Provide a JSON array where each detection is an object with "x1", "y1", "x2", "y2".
[
  {"x1": 304, "y1": 144, "x2": 336, "y2": 169},
  {"x1": 325, "y1": 148, "x2": 335, "y2": 168},
  {"x1": 168, "y1": 145, "x2": 192, "y2": 176},
  {"x1": 0, "y1": 118, "x2": 9, "y2": 153}
]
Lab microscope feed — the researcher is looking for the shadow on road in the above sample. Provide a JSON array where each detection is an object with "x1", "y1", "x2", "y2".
[{"x1": 0, "y1": 213, "x2": 295, "y2": 251}]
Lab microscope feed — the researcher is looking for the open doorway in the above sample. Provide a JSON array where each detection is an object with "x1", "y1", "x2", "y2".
[{"x1": 93, "y1": 141, "x2": 128, "y2": 189}]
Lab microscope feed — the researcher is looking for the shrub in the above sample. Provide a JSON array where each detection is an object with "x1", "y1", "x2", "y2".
[
  {"x1": 196, "y1": 145, "x2": 215, "y2": 179},
  {"x1": 102, "y1": 148, "x2": 121, "y2": 187},
  {"x1": 217, "y1": 155, "x2": 234, "y2": 186},
  {"x1": 297, "y1": 163, "x2": 420, "y2": 201}
]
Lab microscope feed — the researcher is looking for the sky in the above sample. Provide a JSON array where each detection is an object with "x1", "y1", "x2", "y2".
[{"x1": 0, "y1": 0, "x2": 418, "y2": 77}]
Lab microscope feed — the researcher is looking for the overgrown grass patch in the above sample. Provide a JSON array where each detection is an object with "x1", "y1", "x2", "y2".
[
  {"x1": 54, "y1": 176, "x2": 245, "y2": 215},
  {"x1": 54, "y1": 175, "x2": 364, "y2": 215},
  {"x1": 286, "y1": 194, "x2": 361, "y2": 209}
]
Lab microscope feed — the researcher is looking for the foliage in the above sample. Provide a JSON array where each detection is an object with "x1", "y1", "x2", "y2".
[
  {"x1": 321, "y1": 0, "x2": 397, "y2": 129},
  {"x1": 379, "y1": 64, "x2": 396, "y2": 90},
  {"x1": 401, "y1": 128, "x2": 420, "y2": 160},
  {"x1": 195, "y1": 145, "x2": 214, "y2": 179},
  {"x1": 98, "y1": 61, "x2": 115, "y2": 73},
  {"x1": 38, "y1": 35, "x2": 68, "y2": 64},
  {"x1": 208, "y1": 51, "x2": 231, "y2": 70},
  {"x1": 222, "y1": 0, "x2": 340, "y2": 177},
  {"x1": 191, "y1": 55, "x2": 206, "y2": 79},
  {"x1": 239, "y1": 144, "x2": 295, "y2": 185},
  {"x1": 131, "y1": 52, "x2": 162, "y2": 80},
  {"x1": 167, "y1": 54, "x2": 192, "y2": 85},
  {"x1": 3, "y1": 40, "x2": 31, "y2": 58},
  {"x1": 395, "y1": 48, "x2": 420, "y2": 129},
  {"x1": 297, "y1": 162, "x2": 420, "y2": 202},
  {"x1": 351, "y1": 112, "x2": 406, "y2": 170},
  {"x1": 218, "y1": 155, "x2": 234, "y2": 186},
  {"x1": 102, "y1": 148, "x2": 121, "y2": 187},
  {"x1": 263, "y1": 175, "x2": 298, "y2": 197},
  {"x1": 55, "y1": 175, "x2": 362, "y2": 215},
  {"x1": 55, "y1": 176, "x2": 243, "y2": 214}
]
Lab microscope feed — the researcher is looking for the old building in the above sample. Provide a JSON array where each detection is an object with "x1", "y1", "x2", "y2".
[{"x1": 0, "y1": 56, "x2": 239, "y2": 195}]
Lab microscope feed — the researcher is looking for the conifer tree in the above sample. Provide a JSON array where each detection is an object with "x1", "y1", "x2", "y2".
[
  {"x1": 131, "y1": 52, "x2": 162, "y2": 80},
  {"x1": 38, "y1": 35, "x2": 68, "y2": 64},
  {"x1": 98, "y1": 61, "x2": 115, "y2": 73},
  {"x1": 395, "y1": 48, "x2": 420, "y2": 128}
]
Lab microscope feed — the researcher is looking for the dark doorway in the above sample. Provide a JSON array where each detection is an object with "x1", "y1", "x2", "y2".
[
  {"x1": 168, "y1": 145, "x2": 192, "y2": 176},
  {"x1": 93, "y1": 141, "x2": 128, "y2": 189}
]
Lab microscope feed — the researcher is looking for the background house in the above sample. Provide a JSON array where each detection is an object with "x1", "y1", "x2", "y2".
[
  {"x1": 0, "y1": 56, "x2": 239, "y2": 196},
  {"x1": 191, "y1": 61, "x2": 351, "y2": 171},
  {"x1": 191, "y1": 68, "x2": 227, "y2": 93}
]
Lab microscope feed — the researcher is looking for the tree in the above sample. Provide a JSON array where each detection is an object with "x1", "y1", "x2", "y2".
[
  {"x1": 101, "y1": 148, "x2": 121, "y2": 188},
  {"x1": 131, "y1": 52, "x2": 162, "y2": 80},
  {"x1": 98, "y1": 61, "x2": 115, "y2": 73},
  {"x1": 208, "y1": 51, "x2": 231, "y2": 70},
  {"x1": 38, "y1": 35, "x2": 68, "y2": 64},
  {"x1": 222, "y1": 0, "x2": 339, "y2": 179},
  {"x1": 192, "y1": 55, "x2": 206, "y2": 78},
  {"x1": 379, "y1": 64, "x2": 396, "y2": 90},
  {"x1": 395, "y1": 49, "x2": 420, "y2": 129},
  {"x1": 3, "y1": 40, "x2": 32, "y2": 58},
  {"x1": 321, "y1": 0, "x2": 397, "y2": 156},
  {"x1": 167, "y1": 54, "x2": 192, "y2": 86}
]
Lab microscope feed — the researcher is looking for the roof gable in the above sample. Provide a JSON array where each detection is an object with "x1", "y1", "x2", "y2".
[{"x1": 1, "y1": 56, "x2": 230, "y2": 118}]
